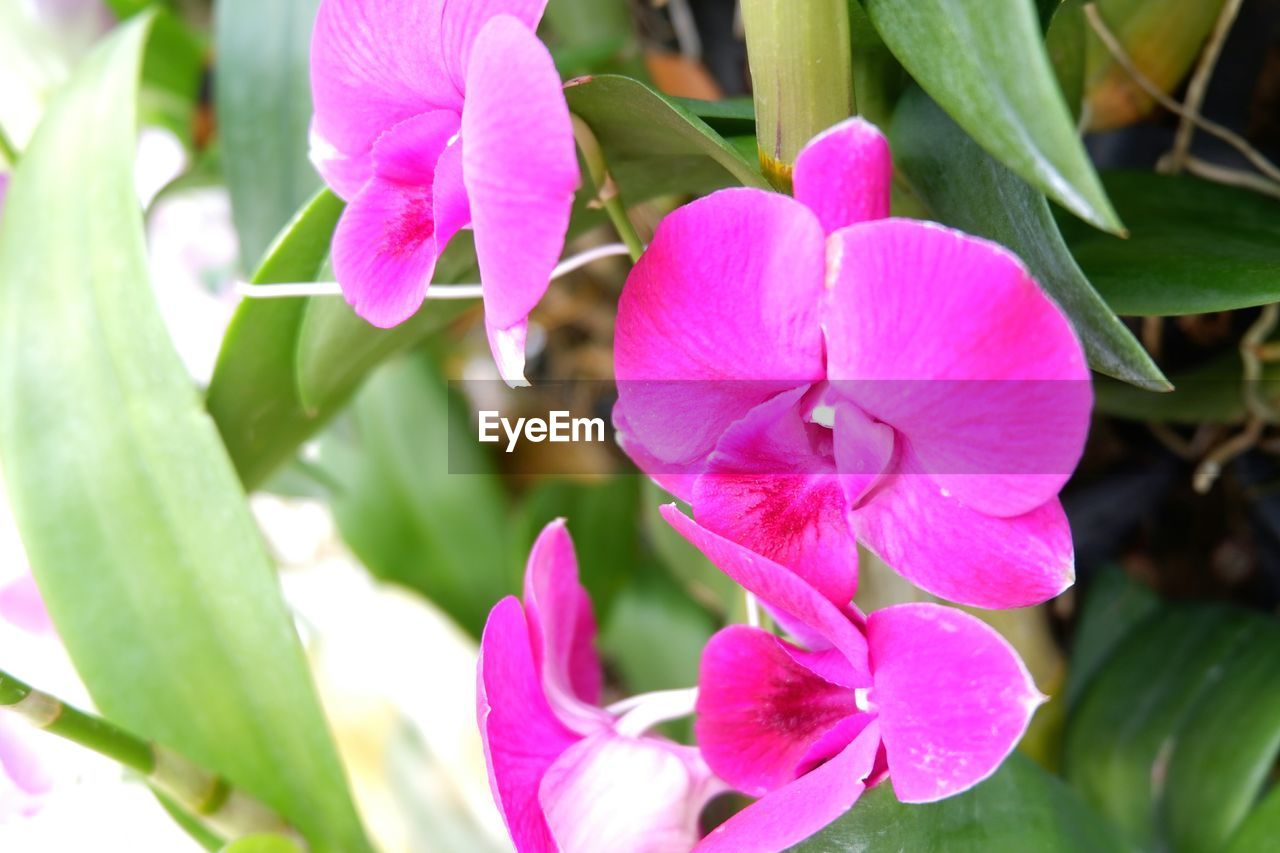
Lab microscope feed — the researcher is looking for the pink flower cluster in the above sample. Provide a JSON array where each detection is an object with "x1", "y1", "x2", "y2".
[{"x1": 310, "y1": 3, "x2": 1092, "y2": 850}]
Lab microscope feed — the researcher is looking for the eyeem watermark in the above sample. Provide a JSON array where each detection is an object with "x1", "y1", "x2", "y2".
[{"x1": 478, "y1": 410, "x2": 606, "y2": 453}]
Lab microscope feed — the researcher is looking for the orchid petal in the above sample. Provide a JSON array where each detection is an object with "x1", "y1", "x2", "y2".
[
  {"x1": 523, "y1": 520, "x2": 607, "y2": 732},
  {"x1": 540, "y1": 732, "x2": 721, "y2": 853},
  {"x1": 441, "y1": 0, "x2": 548, "y2": 94},
  {"x1": 310, "y1": 0, "x2": 456, "y2": 185},
  {"x1": 615, "y1": 189, "x2": 826, "y2": 468},
  {"x1": 867, "y1": 603, "x2": 1044, "y2": 803},
  {"x1": 850, "y1": 451, "x2": 1075, "y2": 608},
  {"x1": 330, "y1": 111, "x2": 460, "y2": 326},
  {"x1": 824, "y1": 218, "x2": 1092, "y2": 518},
  {"x1": 661, "y1": 506, "x2": 870, "y2": 677},
  {"x1": 694, "y1": 387, "x2": 858, "y2": 606},
  {"x1": 793, "y1": 117, "x2": 892, "y2": 233},
  {"x1": 694, "y1": 721, "x2": 881, "y2": 853},
  {"x1": 0, "y1": 573, "x2": 52, "y2": 636},
  {"x1": 614, "y1": 406, "x2": 700, "y2": 502},
  {"x1": 478, "y1": 597, "x2": 580, "y2": 853},
  {"x1": 462, "y1": 15, "x2": 579, "y2": 386},
  {"x1": 696, "y1": 626, "x2": 862, "y2": 795}
]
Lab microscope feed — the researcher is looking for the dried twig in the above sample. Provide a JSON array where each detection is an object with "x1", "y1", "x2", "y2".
[{"x1": 1162, "y1": 0, "x2": 1244, "y2": 173}]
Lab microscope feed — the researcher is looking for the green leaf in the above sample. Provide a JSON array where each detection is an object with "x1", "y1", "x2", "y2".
[
  {"x1": 793, "y1": 753, "x2": 1129, "y2": 851},
  {"x1": 1058, "y1": 172, "x2": 1280, "y2": 316},
  {"x1": 599, "y1": 570, "x2": 715, "y2": 698},
  {"x1": 221, "y1": 836, "x2": 306, "y2": 853},
  {"x1": 215, "y1": 0, "x2": 323, "y2": 270},
  {"x1": 863, "y1": 0, "x2": 1123, "y2": 233},
  {"x1": 1093, "y1": 350, "x2": 1280, "y2": 425},
  {"x1": 1226, "y1": 783, "x2": 1280, "y2": 853},
  {"x1": 0, "y1": 17, "x2": 368, "y2": 852},
  {"x1": 564, "y1": 74, "x2": 770, "y2": 202},
  {"x1": 317, "y1": 352, "x2": 513, "y2": 637},
  {"x1": 207, "y1": 189, "x2": 344, "y2": 489},
  {"x1": 890, "y1": 88, "x2": 1166, "y2": 389},
  {"x1": 516, "y1": 476, "x2": 642, "y2": 620},
  {"x1": 847, "y1": 0, "x2": 907, "y2": 129},
  {"x1": 1063, "y1": 568, "x2": 1159, "y2": 710},
  {"x1": 1065, "y1": 605, "x2": 1280, "y2": 849}
]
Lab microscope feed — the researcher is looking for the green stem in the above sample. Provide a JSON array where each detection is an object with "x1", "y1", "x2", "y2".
[
  {"x1": 0, "y1": 668, "x2": 298, "y2": 845},
  {"x1": 571, "y1": 115, "x2": 645, "y2": 262},
  {"x1": 741, "y1": 0, "x2": 854, "y2": 191}
]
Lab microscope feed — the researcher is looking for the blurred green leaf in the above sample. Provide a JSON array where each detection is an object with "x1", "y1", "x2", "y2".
[
  {"x1": 516, "y1": 476, "x2": 642, "y2": 619},
  {"x1": 1226, "y1": 783, "x2": 1280, "y2": 853},
  {"x1": 1058, "y1": 172, "x2": 1280, "y2": 316},
  {"x1": 221, "y1": 836, "x2": 305, "y2": 853},
  {"x1": 793, "y1": 753, "x2": 1129, "y2": 852},
  {"x1": 1065, "y1": 604, "x2": 1280, "y2": 850},
  {"x1": 1094, "y1": 350, "x2": 1280, "y2": 425},
  {"x1": 544, "y1": 0, "x2": 641, "y2": 77},
  {"x1": 318, "y1": 352, "x2": 513, "y2": 637},
  {"x1": 599, "y1": 569, "x2": 716, "y2": 698},
  {"x1": 1063, "y1": 568, "x2": 1159, "y2": 710},
  {"x1": 1046, "y1": 0, "x2": 1087, "y2": 121},
  {"x1": 891, "y1": 88, "x2": 1166, "y2": 389},
  {"x1": 565, "y1": 74, "x2": 769, "y2": 202},
  {"x1": 863, "y1": 0, "x2": 1122, "y2": 233},
  {"x1": 642, "y1": 482, "x2": 742, "y2": 619},
  {"x1": 215, "y1": 0, "x2": 322, "y2": 270},
  {"x1": 847, "y1": 0, "x2": 907, "y2": 129},
  {"x1": 207, "y1": 189, "x2": 343, "y2": 489},
  {"x1": 0, "y1": 17, "x2": 368, "y2": 851}
]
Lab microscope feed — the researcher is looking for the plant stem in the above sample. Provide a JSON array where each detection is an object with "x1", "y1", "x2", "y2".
[
  {"x1": 0, "y1": 668, "x2": 299, "y2": 845},
  {"x1": 571, "y1": 115, "x2": 645, "y2": 262},
  {"x1": 0, "y1": 123, "x2": 19, "y2": 167},
  {"x1": 740, "y1": 0, "x2": 854, "y2": 191}
]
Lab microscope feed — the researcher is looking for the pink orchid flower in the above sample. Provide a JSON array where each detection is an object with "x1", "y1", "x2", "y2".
[
  {"x1": 661, "y1": 506, "x2": 1042, "y2": 851},
  {"x1": 477, "y1": 520, "x2": 725, "y2": 851},
  {"x1": 613, "y1": 118, "x2": 1092, "y2": 610},
  {"x1": 310, "y1": 0, "x2": 579, "y2": 384}
]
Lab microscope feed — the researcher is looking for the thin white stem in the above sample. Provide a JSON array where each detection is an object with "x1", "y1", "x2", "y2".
[
  {"x1": 612, "y1": 687, "x2": 699, "y2": 738},
  {"x1": 233, "y1": 243, "x2": 634, "y2": 300},
  {"x1": 745, "y1": 591, "x2": 761, "y2": 628}
]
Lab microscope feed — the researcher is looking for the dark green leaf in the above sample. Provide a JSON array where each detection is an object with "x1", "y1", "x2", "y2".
[
  {"x1": 793, "y1": 753, "x2": 1129, "y2": 852},
  {"x1": 1226, "y1": 783, "x2": 1280, "y2": 853},
  {"x1": 207, "y1": 189, "x2": 344, "y2": 489},
  {"x1": 1065, "y1": 605, "x2": 1279, "y2": 848},
  {"x1": 317, "y1": 352, "x2": 513, "y2": 637},
  {"x1": 565, "y1": 74, "x2": 769, "y2": 202},
  {"x1": 1064, "y1": 568, "x2": 1159, "y2": 710},
  {"x1": 599, "y1": 570, "x2": 716, "y2": 697},
  {"x1": 0, "y1": 18, "x2": 368, "y2": 851},
  {"x1": 1058, "y1": 172, "x2": 1280, "y2": 316},
  {"x1": 891, "y1": 88, "x2": 1166, "y2": 388},
  {"x1": 847, "y1": 0, "x2": 907, "y2": 129},
  {"x1": 864, "y1": 0, "x2": 1122, "y2": 233},
  {"x1": 1093, "y1": 350, "x2": 1280, "y2": 424},
  {"x1": 215, "y1": 0, "x2": 323, "y2": 270}
]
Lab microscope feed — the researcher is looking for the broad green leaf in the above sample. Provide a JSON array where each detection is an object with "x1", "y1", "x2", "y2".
[
  {"x1": 793, "y1": 753, "x2": 1129, "y2": 852},
  {"x1": 599, "y1": 570, "x2": 716, "y2": 698},
  {"x1": 0, "y1": 17, "x2": 368, "y2": 852},
  {"x1": 891, "y1": 88, "x2": 1166, "y2": 389},
  {"x1": 516, "y1": 476, "x2": 642, "y2": 620},
  {"x1": 1226, "y1": 784, "x2": 1280, "y2": 853},
  {"x1": 1058, "y1": 172, "x2": 1280, "y2": 316},
  {"x1": 1064, "y1": 605, "x2": 1279, "y2": 848},
  {"x1": 207, "y1": 189, "x2": 344, "y2": 489},
  {"x1": 215, "y1": 0, "x2": 323, "y2": 270},
  {"x1": 847, "y1": 0, "x2": 907, "y2": 129},
  {"x1": 863, "y1": 0, "x2": 1122, "y2": 233},
  {"x1": 1046, "y1": 0, "x2": 1087, "y2": 120},
  {"x1": 1063, "y1": 568, "x2": 1159, "y2": 709},
  {"x1": 317, "y1": 352, "x2": 512, "y2": 637},
  {"x1": 1094, "y1": 351, "x2": 1280, "y2": 425},
  {"x1": 564, "y1": 74, "x2": 769, "y2": 202},
  {"x1": 221, "y1": 836, "x2": 306, "y2": 853}
]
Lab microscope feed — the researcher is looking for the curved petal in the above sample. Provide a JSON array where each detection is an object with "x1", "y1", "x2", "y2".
[
  {"x1": 462, "y1": 16, "x2": 579, "y2": 385},
  {"x1": 695, "y1": 721, "x2": 881, "y2": 853},
  {"x1": 615, "y1": 189, "x2": 826, "y2": 468},
  {"x1": 661, "y1": 506, "x2": 870, "y2": 675},
  {"x1": 792, "y1": 117, "x2": 892, "y2": 233},
  {"x1": 310, "y1": 0, "x2": 457, "y2": 177},
  {"x1": 696, "y1": 626, "x2": 862, "y2": 795},
  {"x1": 442, "y1": 0, "x2": 548, "y2": 94},
  {"x1": 850, "y1": 452, "x2": 1075, "y2": 608},
  {"x1": 432, "y1": 140, "x2": 472, "y2": 253},
  {"x1": 478, "y1": 597, "x2": 580, "y2": 852},
  {"x1": 541, "y1": 732, "x2": 722, "y2": 853},
  {"x1": 522, "y1": 520, "x2": 607, "y2": 733},
  {"x1": 824, "y1": 219, "x2": 1092, "y2": 518},
  {"x1": 330, "y1": 111, "x2": 460, "y2": 327},
  {"x1": 0, "y1": 573, "x2": 52, "y2": 635},
  {"x1": 614, "y1": 405, "x2": 700, "y2": 502},
  {"x1": 867, "y1": 603, "x2": 1044, "y2": 803},
  {"x1": 694, "y1": 387, "x2": 858, "y2": 606}
]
